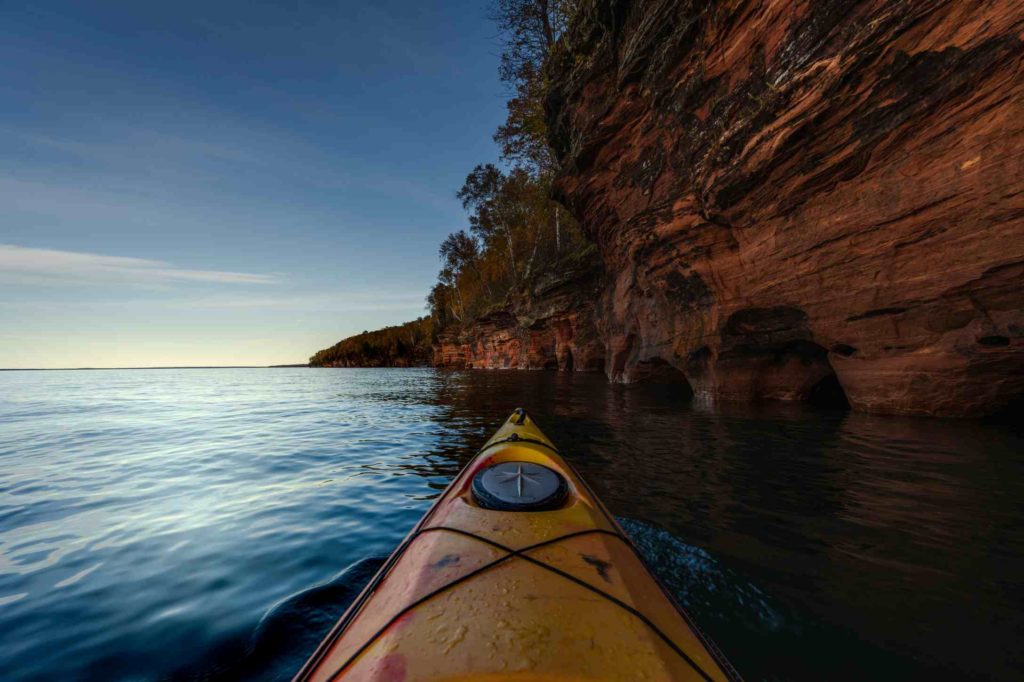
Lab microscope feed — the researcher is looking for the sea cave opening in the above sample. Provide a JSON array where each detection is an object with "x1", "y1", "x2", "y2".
[
  {"x1": 806, "y1": 367, "x2": 850, "y2": 410},
  {"x1": 631, "y1": 357, "x2": 695, "y2": 399}
]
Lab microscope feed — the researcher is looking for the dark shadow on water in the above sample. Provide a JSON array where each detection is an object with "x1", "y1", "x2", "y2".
[
  {"x1": 620, "y1": 517, "x2": 950, "y2": 680},
  {"x1": 983, "y1": 392, "x2": 1024, "y2": 434},
  {"x1": 171, "y1": 557, "x2": 385, "y2": 682}
]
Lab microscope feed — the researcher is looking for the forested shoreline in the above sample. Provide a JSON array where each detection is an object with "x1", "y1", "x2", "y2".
[
  {"x1": 309, "y1": 318, "x2": 433, "y2": 367},
  {"x1": 311, "y1": 0, "x2": 584, "y2": 368}
]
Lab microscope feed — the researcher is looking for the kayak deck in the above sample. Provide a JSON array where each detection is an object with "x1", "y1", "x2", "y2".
[{"x1": 295, "y1": 410, "x2": 739, "y2": 681}]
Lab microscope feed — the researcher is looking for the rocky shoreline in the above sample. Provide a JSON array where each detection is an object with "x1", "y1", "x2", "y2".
[
  {"x1": 314, "y1": 0, "x2": 1023, "y2": 418},
  {"x1": 433, "y1": 264, "x2": 606, "y2": 372}
]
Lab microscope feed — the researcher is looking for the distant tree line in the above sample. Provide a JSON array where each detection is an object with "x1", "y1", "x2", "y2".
[
  {"x1": 427, "y1": 0, "x2": 589, "y2": 329},
  {"x1": 309, "y1": 317, "x2": 433, "y2": 367}
]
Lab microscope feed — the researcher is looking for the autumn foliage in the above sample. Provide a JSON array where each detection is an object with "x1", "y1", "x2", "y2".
[
  {"x1": 311, "y1": 1, "x2": 586, "y2": 367},
  {"x1": 427, "y1": 0, "x2": 587, "y2": 330}
]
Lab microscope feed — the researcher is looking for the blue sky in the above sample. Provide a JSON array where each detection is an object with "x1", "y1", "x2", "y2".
[{"x1": 0, "y1": 0, "x2": 507, "y2": 367}]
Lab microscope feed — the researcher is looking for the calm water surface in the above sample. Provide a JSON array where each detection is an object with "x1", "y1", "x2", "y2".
[{"x1": 0, "y1": 368, "x2": 1021, "y2": 680}]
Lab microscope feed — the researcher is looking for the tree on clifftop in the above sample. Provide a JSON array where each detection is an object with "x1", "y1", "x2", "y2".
[
  {"x1": 440, "y1": 230, "x2": 491, "y2": 298},
  {"x1": 425, "y1": 0, "x2": 589, "y2": 332},
  {"x1": 458, "y1": 163, "x2": 521, "y2": 280},
  {"x1": 492, "y1": 0, "x2": 578, "y2": 173}
]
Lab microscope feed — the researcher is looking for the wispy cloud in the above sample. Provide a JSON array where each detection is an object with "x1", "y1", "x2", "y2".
[
  {"x1": 17, "y1": 128, "x2": 263, "y2": 166},
  {"x1": 180, "y1": 292, "x2": 425, "y2": 311},
  {"x1": 0, "y1": 244, "x2": 276, "y2": 286}
]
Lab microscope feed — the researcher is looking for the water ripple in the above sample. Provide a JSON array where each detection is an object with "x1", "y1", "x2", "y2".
[{"x1": 0, "y1": 368, "x2": 1021, "y2": 681}]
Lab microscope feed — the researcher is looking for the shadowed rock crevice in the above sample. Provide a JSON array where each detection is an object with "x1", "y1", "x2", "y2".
[
  {"x1": 807, "y1": 373, "x2": 851, "y2": 410},
  {"x1": 609, "y1": 333, "x2": 637, "y2": 382}
]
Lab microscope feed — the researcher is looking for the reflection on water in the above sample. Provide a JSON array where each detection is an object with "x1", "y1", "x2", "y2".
[{"x1": 0, "y1": 368, "x2": 1021, "y2": 680}]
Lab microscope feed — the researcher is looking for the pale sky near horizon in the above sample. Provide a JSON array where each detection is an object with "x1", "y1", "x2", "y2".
[{"x1": 0, "y1": 1, "x2": 506, "y2": 368}]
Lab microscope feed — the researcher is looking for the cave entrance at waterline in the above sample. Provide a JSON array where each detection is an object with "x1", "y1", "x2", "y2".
[
  {"x1": 629, "y1": 357, "x2": 695, "y2": 399},
  {"x1": 807, "y1": 371, "x2": 850, "y2": 409},
  {"x1": 759, "y1": 339, "x2": 852, "y2": 410},
  {"x1": 712, "y1": 336, "x2": 853, "y2": 410},
  {"x1": 790, "y1": 340, "x2": 851, "y2": 410}
]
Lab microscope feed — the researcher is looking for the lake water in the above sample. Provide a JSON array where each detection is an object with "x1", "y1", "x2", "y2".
[{"x1": 1, "y1": 368, "x2": 1021, "y2": 681}]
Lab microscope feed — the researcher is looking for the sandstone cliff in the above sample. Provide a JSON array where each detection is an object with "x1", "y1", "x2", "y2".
[
  {"x1": 542, "y1": 0, "x2": 1024, "y2": 416},
  {"x1": 434, "y1": 261, "x2": 607, "y2": 371}
]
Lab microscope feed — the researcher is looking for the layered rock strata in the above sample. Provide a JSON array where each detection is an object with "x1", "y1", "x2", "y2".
[
  {"x1": 543, "y1": 0, "x2": 1024, "y2": 416},
  {"x1": 434, "y1": 266, "x2": 606, "y2": 372}
]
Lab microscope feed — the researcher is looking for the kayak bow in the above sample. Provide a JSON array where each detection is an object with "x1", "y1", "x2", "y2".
[{"x1": 295, "y1": 409, "x2": 740, "y2": 681}]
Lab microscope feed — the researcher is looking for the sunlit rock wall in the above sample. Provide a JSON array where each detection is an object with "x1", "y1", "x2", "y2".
[{"x1": 546, "y1": 0, "x2": 1024, "y2": 416}]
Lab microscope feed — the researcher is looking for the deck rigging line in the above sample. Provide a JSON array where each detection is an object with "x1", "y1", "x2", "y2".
[{"x1": 318, "y1": 525, "x2": 717, "y2": 682}]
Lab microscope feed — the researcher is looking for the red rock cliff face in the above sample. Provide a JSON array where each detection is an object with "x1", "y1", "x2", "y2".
[
  {"x1": 434, "y1": 266, "x2": 606, "y2": 372},
  {"x1": 545, "y1": 0, "x2": 1024, "y2": 416}
]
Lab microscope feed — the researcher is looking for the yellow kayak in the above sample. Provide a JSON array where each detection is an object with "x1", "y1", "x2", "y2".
[{"x1": 294, "y1": 409, "x2": 740, "y2": 681}]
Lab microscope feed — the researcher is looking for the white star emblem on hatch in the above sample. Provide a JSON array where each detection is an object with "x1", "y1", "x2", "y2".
[{"x1": 495, "y1": 463, "x2": 542, "y2": 497}]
